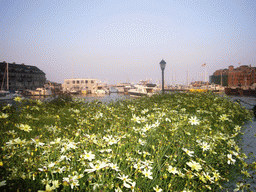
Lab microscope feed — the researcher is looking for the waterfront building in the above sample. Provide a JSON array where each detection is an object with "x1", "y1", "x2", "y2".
[
  {"x1": 228, "y1": 65, "x2": 256, "y2": 87},
  {"x1": 210, "y1": 65, "x2": 256, "y2": 87},
  {"x1": 62, "y1": 78, "x2": 98, "y2": 93},
  {"x1": 0, "y1": 61, "x2": 46, "y2": 91},
  {"x1": 209, "y1": 69, "x2": 229, "y2": 86}
]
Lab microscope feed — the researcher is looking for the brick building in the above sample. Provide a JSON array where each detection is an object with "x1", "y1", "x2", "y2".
[
  {"x1": 0, "y1": 61, "x2": 46, "y2": 91},
  {"x1": 228, "y1": 65, "x2": 256, "y2": 87},
  {"x1": 210, "y1": 65, "x2": 256, "y2": 87}
]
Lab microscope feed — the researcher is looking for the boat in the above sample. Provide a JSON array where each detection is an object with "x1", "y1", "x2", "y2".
[
  {"x1": 69, "y1": 90, "x2": 79, "y2": 94},
  {"x1": 68, "y1": 88, "x2": 80, "y2": 94},
  {"x1": 0, "y1": 90, "x2": 23, "y2": 100},
  {"x1": 128, "y1": 83, "x2": 157, "y2": 97},
  {"x1": 225, "y1": 87, "x2": 256, "y2": 97},
  {"x1": 209, "y1": 85, "x2": 225, "y2": 93},
  {"x1": 109, "y1": 87, "x2": 118, "y2": 93},
  {"x1": 96, "y1": 83, "x2": 109, "y2": 95},
  {"x1": 96, "y1": 89, "x2": 106, "y2": 94},
  {"x1": 96, "y1": 88, "x2": 109, "y2": 95},
  {"x1": 81, "y1": 90, "x2": 87, "y2": 94},
  {"x1": 0, "y1": 90, "x2": 15, "y2": 100},
  {"x1": 115, "y1": 83, "x2": 131, "y2": 93},
  {"x1": 80, "y1": 87, "x2": 87, "y2": 94},
  {"x1": 124, "y1": 85, "x2": 132, "y2": 94},
  {"x1": 25, "y1": 87, "x2": 52, "y2": 96}
]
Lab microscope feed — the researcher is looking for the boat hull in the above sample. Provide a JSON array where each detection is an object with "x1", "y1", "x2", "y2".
[
  {"x1": 128, "y1": 91, "x2": 148, "y2": 97},
  {"x1": 0, "y1": 91, "x2": 22, "y2": 100},
  {"x1": 0, "y1": 95, "x2": 14, "y2": 100},
  {"x1": 225, "y1": 88, "x2": 256, "y2": 97}
]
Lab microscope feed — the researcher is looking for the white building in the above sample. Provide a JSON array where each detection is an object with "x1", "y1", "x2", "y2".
[{"x1": 62, "y1": 78, "x2": 97, "y2": 93}]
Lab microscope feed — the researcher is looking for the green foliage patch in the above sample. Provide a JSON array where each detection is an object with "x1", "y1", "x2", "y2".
[{"x1": 0, "y1": 93, "x2": 255, "y2": 191}]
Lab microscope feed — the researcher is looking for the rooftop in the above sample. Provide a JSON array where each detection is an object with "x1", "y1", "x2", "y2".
[{"x1": 0, "y1": 61, "x2": 45, "y2": 74}]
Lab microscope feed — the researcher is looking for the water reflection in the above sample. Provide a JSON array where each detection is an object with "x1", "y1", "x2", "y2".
[
  {"x1": 25, "y1": 93, "x2": 131, "y2": 103},
  {"x1": 76, "y1": 93, "x2": 131, "y2": 103}
]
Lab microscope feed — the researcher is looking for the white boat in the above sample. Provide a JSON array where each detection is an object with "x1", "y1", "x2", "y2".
[
  {"x1": 109, "y1": 87, "x2": 118, "y2": 93},
  {"x1": 96, "y1": 89, "x2": 106, "y2": 94},
  {"x1": 95, "y1": 82, "x2": 109, "y2": 95},
  {"x1": 68, "y1": 88, "x2": 80, "y2": 94},
  {"x1": 0, "y1": 90, "x2": 23, "y2": 100},
  {"x1": 96, "y1": 88, "x2": 109, "y2": 95},
  {"x1": 128, "y1": 84, "x2": 157, "y2": 97},
  {"x1": 26, "y1": 88, "x2": 52, "y2": 96},
  {"x1": 0, "y1": 90, "x2": 15, "y2": 100},
  {"x1": 124, "y1": 85, "x2": 133, "y2": 93}
]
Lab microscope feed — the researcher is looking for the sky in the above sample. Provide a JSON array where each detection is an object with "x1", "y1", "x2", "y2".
[{"x1": 1, "y1": 0, "x2": 256, "y2": 85}]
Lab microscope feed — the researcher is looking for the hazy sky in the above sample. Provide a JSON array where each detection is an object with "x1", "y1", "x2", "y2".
[{"x1": 1, "y1": 0, "x2": 256, "y2": 84}]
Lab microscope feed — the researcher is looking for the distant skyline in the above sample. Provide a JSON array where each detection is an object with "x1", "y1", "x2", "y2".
[{"x1": 1, "y1": 0, "x2": 256, "y2": 84}]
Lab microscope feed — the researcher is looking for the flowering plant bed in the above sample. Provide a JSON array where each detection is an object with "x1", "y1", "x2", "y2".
[{"x1": 0, "y1": 93, "x2": 255, "y2": 191}]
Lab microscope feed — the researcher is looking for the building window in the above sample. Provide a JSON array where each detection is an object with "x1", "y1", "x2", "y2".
[
  {"x1": 77, "y1": 80, "x2": 80, "y2": 84},
  {"x1": 73, "y1": 81, "x2": 75, "y2": 84},
  {"x1": 91, "y1": 80, "x2": 94, "y2": 83},
  {"x1": 85, "y1": 80, "x2": 88, "y2": 84}
]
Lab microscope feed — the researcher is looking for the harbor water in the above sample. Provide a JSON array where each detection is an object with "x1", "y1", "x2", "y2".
[{"x1": 73, "y1": 92, "x2": 131, "y2": 103}]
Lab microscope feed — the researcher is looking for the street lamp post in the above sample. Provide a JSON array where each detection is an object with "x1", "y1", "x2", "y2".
[{"x1": 159, "y1": 59, "x2": 166, "y2": 94}]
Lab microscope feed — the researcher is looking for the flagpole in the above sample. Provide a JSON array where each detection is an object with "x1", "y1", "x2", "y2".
[
  {"x1": 205, "y1": 67, "x2": 206, "y2": 84},
  {"x1": 202, "y1": 63, "x2": 206, "y2": 88},
  {"x1": 205, "y1": 66, "x2": 206, "y2": 88},
  {"x1": 187, "y1": 70, "x2": 189, "y2": 86}
]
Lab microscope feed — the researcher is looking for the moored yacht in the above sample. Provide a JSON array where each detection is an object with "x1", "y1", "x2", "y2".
[
  {"x1": 0, "y1": 90, "x2": 14, "y2": 100},
  {"x1": 25, "y1": 87, "x2": 53, "y2": 96},
  {"x1": 69, "y1": 89, "x2": 80, "y2": 94},
  {"x1": 128, "y1": 83, "x2": 157, "y2": 97},
  {"x1": 96, "y1": 88, "x2": 109, "y2": 95},
  {"x1": 109, "y1": 87, "x2": 118, "y2": 93},
  {"x1": 0, "y1": 90, "x2": 23, "y2": 101}
]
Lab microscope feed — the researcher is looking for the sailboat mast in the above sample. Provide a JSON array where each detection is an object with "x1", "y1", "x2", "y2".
[
  {"x1": 1, "y1": 65, "x2": 6, "y2": 90},
  {"x1": 7, "y1": 62, "x2": 9, "y2": 90},
  {"x1": 187, "y1": 70, "x2": 189, "y2": 86},
  {"x1": 72, "y1": 62, "x2": 74, "y2": 79}
]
